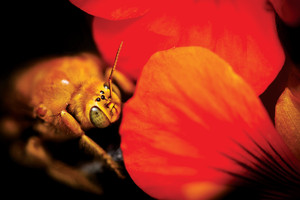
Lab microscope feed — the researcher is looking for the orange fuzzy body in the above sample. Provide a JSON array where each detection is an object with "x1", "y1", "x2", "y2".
[
  {"x1": 13, "y1": 53, "x2": 121, "y2": 132},
  {"x1": 16, "y1": 53, "x2": 104, "y2": 114}
]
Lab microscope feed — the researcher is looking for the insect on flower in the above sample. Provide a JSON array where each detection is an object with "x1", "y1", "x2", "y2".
[{"x1": 1, "y1": 42, "x2": 135, "y2": 193}]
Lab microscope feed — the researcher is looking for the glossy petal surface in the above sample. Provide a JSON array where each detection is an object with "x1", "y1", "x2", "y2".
[{"x1": 120, "y1": 47, "x2": 299, "y2": 199}]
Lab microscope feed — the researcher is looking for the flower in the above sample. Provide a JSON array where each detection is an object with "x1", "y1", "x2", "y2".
[
  {"x1": 120, "y1": 47, "x2": 300, "y2": 199},
  {"x1": 70, "y1": 0, "x2": 284, "y2": 95},
  {"x1": 69, "y1": 0, "x2": 300, "y2": 199}
]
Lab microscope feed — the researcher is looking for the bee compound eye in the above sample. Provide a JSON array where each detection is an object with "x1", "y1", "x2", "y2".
[{"x1": 90, "y1": 106, "x2": 110, "y2": 128}]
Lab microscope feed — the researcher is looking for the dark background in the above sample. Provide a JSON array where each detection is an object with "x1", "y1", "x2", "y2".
[{"x1": 2, "y1": 0, "x2": 98, "y2": 79}]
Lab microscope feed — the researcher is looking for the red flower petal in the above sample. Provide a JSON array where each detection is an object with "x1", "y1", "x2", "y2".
[
  {"x1": 120, "y1": 47, "x2": 300, "y2": 199},
  {"x1": 89, "y1": 0, "x2": 284, "y2": 95},
  {"x1": 92, "y1": 17, "x2": 175, "y2": 81}
]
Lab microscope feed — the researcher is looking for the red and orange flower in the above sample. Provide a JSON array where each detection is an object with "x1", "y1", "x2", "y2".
[
  {"x1": 120, "y1": 46, "x2": 300, "y2": 199},
  {"x1": 70, "y1": 0, "x2": 300, "y2": 199}
]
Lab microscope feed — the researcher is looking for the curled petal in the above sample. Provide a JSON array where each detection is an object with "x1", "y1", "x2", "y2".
[
  {"x1": 120, "y1": 47, "x2": 300, "y2": 199},
  {"x1": 276, "y1": 65, "x2": 300, "y2": 160},
  {"x1": 276, "y1": 88, "x2": 300, "y2": 160}
]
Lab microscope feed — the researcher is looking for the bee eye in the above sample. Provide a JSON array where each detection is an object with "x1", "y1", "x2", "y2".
[
  {"x1": 90, "y1": 106, "x2": 110, "y2": 128},
  {"x1": 96, "y1": 97, "x2": 101, "y2": 102}
]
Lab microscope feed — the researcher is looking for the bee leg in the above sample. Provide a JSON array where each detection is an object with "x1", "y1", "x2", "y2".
[
  {"x1": 79, "y1": 134, "x2": 125, "y2": 179},
  {"x1": 34, "y1": 109, "x2": 123, "y2": 178},
  {"x1": 47, "y1": 158, "x2": 102, "y2": 194},
  {"x1": 60, "y1": 111, "x2": 124, "y2": 178},
  {"x1": 10, "y1": 136, "x2": 51, "y2": 167},
  {"x1": 10, "y1": 136, "x2": 102, "y2": 194},
  {"x1": 32, "y1": 107, "x2": 84, "y2": 140},
  {"x1": 60, "y1": 110, "x2": 85, "y2": 137},
  {"x1": 105, "y1": 68, "x2": 135, "y2": 95},
  {"x1": 33, "y1": 121, "x2": 70, "y2": 141},
  {"x1": 60, "y1": 110, "x2": 125, "y2": 178}
]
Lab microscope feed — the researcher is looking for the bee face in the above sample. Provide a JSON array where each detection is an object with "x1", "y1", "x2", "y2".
[{"x1": 88, "y1": 83, "x2": 121, "y2": 128}]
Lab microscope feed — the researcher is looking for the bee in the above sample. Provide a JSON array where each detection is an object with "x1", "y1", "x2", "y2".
[{"x1": 1, "y1": 42, "x2": 135, "y2": 194}]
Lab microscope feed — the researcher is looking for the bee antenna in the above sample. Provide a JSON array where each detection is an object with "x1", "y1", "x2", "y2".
[{"x1": 108, "y1": 41, "x2": 123, "y2": 98}]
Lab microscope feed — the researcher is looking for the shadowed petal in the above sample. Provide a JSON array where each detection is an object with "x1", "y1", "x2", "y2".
[
  {"x1": 120, "y1": 47, "x2": 300, "y2": 199},
  {"x1": 269, "y1": 0, "x2": 300, "y2": 26}
]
